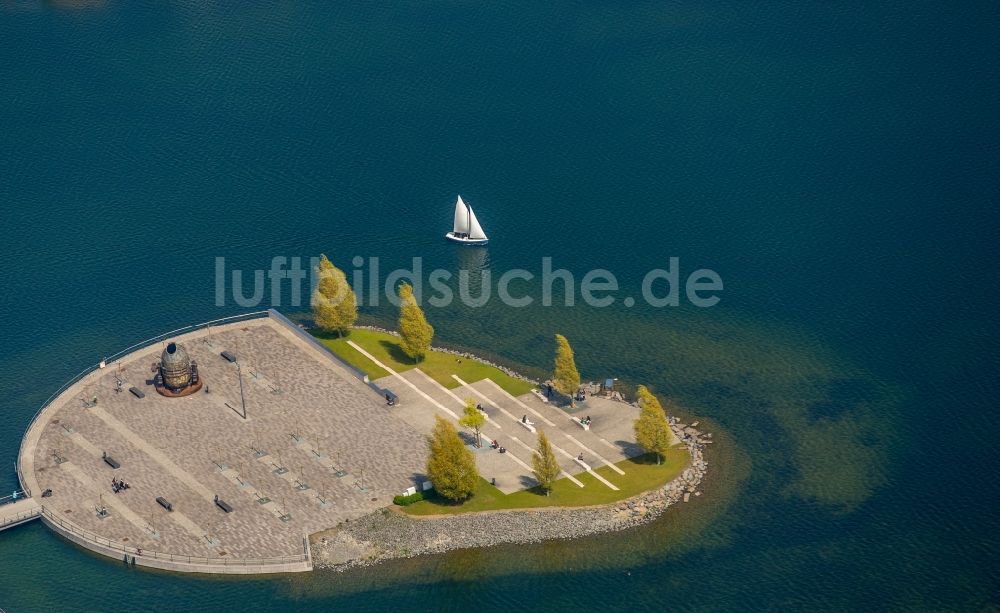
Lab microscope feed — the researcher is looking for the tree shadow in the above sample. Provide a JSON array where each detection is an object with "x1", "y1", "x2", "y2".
[
  {"x1": 614, "y1": 440, "x2": 644, "y2": 456},
  {"x1": 542, "y1": 387, "x2": 579, "y2": 409},
  {"x1": 625, "y1": 453, "x2": 662, "y2": 466},
  {"x1": 552, "y1": 396, "x2": 575, "y2": 409},
  {"x1": 457, "y1": 431, "x2": 480, "y2": 447},
  {"x1": 378, "y1": 339, "x2": 418, "y2": 365},
  {"x1": 419, "y1": 490, "x2": 465, "y2": 507},
  {"x1": 521, "y1": 484, "x2": 550, "y2": 497},
  {"x1": 311, "y1": 329, "x2": 352, "y2": 341}
]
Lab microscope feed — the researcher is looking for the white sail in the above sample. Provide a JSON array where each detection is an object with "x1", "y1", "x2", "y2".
[
  {"x1": 453, "y1": 195, "x2": 470, "y2": 235},
  {"x1": 467, "y1": 204, "x2": 487, "y2": 240}
]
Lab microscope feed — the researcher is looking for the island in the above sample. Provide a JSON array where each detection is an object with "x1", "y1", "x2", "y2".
[{"x1": 12, "y1": 307, "x2": 709, "y2": 574}]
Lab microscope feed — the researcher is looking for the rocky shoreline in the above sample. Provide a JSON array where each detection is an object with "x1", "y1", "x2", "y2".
[{"x1": 310, "y1": 418, "x2": 711, "y2": 571}]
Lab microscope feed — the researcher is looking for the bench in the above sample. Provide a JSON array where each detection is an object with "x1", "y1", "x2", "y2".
[
  {"x1": 214, "y1": 497, "x2": 233, "y2": 513},
  {"x1": 573, "y1": 418, "x2": 590, "y2": 431},
  {"x1": 518, "y1": 420, "x2": 536, "y2": 433},
  {"x1": 156, "y1": 497, "x2": 173, "y2": 512},
  {"x1": 103, "y1": 453, "x2": 121, "y2": 469},
  {"x1": 220, "y1": 350, "x2": 237, "y2": 363},
  {"x1": 129, "y1": 387, "x2": 145, "y2": 399}
]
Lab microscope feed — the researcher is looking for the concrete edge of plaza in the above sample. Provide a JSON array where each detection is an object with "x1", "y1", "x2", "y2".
[
  {"x1": 13, "y1": 308, "x2": 359, "y2": 575},
  {"x1": 41, "y1": 508, "x2": 312, "y2": 574}
]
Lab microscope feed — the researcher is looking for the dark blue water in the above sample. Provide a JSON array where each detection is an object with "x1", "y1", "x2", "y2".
[{"x1": 1, "y1": 1, "x2": 997, "y2": 610}]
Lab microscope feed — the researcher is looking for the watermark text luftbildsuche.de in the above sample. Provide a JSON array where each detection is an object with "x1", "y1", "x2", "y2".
[{"x1": 215, "y1": 256, "x2": 723, "y2": 309}]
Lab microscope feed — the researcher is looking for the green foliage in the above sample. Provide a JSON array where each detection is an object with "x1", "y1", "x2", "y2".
[
  {"x1": 393, "y1": 490, "x2": 430, "y2": 506},
  {"x1": 315, "y1": 328, "x2": 535, "y2": 396},
  {"x1": 426, "y1": 415, "x2": 479, "y2": 501},
  {"x1": 312, "y1": 254, "x2": 357, "y2": 336},
  {"x1": 634, "y1": 385, "x2": 673, "y2": 464},
  {"x1": 402, "y1": 450, "x2": 689, "y2": 515},
  {"x1": 397, "y1": 283, "x2": 434, "y2": 362},
  {"x1": 458, "y1": 398, "x2": 486, "y2": 448},
  {"x1": 532, "y1": 430, "x2": 561, "y2": 495},
  {"x1": 552, "y1": 334, "x2": 581, "y2": 396}
]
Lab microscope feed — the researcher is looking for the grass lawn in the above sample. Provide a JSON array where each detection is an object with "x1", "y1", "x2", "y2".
[
  {"x1": 313, "y1": 327, "x2": 535, "y2": 397},
  {"x1": 400, "y1": 449, "x2": 690, "y2": 515}
]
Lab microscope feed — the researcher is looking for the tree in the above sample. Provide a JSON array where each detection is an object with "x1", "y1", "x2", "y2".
[
  {"x1": 458, "y1": 398, "x2": 486, "y2": 448},
  {"x1": 397, "y1": 282, "x2": 434, "y2": 362},
  {"x1": 532, "y1": 430, "x2": 561, "y2": 495},
  {"x1": 312, "y1": 254, "x2": 357, "y2": 337},
  {"x1": 633, "y1": 385, "x2": 673, "y2": 464},
  {"x1": 552, "y1": 334, "x2": 581, "y2": 396},
  {"x1": 426, "y1": 415, "x2": 479, "y2": 501}
]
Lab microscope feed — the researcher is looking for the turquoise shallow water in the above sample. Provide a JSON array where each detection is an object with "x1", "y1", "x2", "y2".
[{"x1": 1, "y1": 1, "x2": 998, "y2": 610}]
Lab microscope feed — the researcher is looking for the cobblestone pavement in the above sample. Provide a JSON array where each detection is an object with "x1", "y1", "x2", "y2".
[{"x1": 27, "y1": 318, "x2": 427, "y2": 560}]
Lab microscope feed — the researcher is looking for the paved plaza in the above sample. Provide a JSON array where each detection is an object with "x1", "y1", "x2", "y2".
[{"x1": 20, "y1": 317, "x2": 428, "y2": 563}]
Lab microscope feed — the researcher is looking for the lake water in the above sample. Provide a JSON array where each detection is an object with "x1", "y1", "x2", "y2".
[{"x1": 1, "y1": 1, "x2": 997, "y2": 610}]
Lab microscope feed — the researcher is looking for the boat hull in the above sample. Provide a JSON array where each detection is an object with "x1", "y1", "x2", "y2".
[{"x1": 445, "y1": 232, "x2": 488, "y2": 245}]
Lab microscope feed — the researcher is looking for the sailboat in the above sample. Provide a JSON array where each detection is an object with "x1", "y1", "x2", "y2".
[{"x1": 445, "y1": 195, "x2": 489, "y2": 245}]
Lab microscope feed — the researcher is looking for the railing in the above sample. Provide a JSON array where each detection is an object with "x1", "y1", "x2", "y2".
[
  {"x1": 15, "y1": 362, "x2": 96, "y2": 498},
  {"x1": 39, "y1": 506, "x2": 309, "y2": 568},
  {"x1": 15, "y1": 311, "x2": 270, "y2": 497},
  {"x1": 102, "y1": 311, "x2": 271, "y2": 366},
  {"x1": 0, "y1": 508, "x2": 41, "y2": 530},
  {"x1": 0, "y1": 491, "x2": 28, "y2": 506}
]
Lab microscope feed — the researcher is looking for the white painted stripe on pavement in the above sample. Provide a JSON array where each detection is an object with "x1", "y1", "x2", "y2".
[
  {"x1": 587, "y1": 468, "x2": 619, "y2": 491},
  {"x1": 412, "y1": 369, "x2": 501, "y2": 429},
  {"x1": 563, "y1": 434, "x2": 625, "y2": 475},
  {"x1": 475, "y1": 380, "x2": 625, "y2": 476},
  {"x1": 571, "y1": 459, "x2": 619, "y2": 491},
  {"x1": 508, "y1": 437, "x2": 584, "y2": 487},
  {"x1": 346, "y1": 341, "x2": 458, "y2": 419},
  {"x1": 482, "y1": 379, "x2": 556, "y2": 426},
  {"x1": 452, "y1": 375, "x2": 520, "y2": 423}
]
